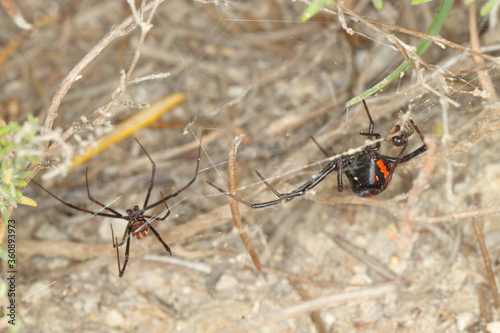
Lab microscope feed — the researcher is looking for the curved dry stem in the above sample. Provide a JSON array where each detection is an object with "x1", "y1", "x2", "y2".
[{"x1": 227, "y1": 135, "x2": 262, "y2": 270}]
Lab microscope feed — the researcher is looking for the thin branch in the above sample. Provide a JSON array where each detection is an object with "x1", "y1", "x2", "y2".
[
  {"x1": 415, "y1": 206, "x2": 500, "y2": 224},
  {"x1": 227, "y1": 135, "x2": 262, "y2": 270},
  {"x1": 0, "y1": 0, "x2": 32, "y2": 30},
  {"x1": 473, "y1": 196, "x2": 500, "y2": 308}
]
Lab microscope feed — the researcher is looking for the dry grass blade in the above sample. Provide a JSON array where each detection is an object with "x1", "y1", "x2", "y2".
[
  {"x1": 227, "y1": 134, "x2": 262, "y2": 271},
  {"x1": 416, "y1": 206, "x2": 500, "y2": 224},
  {"x1": 289, "y1": 280, "x2": 328, "y2": 333},
  {"x1": 333, "y1": 236, "x2": 397, "y2": 281},
  {"x1": 473, "y1": 213, "x2": 500, "y2": 308}
]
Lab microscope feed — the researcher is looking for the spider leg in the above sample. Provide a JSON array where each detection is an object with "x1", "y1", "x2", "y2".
[
  {"x1": 32, "y1": 180, "x2": 123, "y2": 219},
  {"x1": 134, "y1": 138, "x2": 156, "y2": 209},
  {"x1": 384, "y1": 118, "x2": 427, "y2": 164},
  {"x1": 397, "y1": 118, "x2": 427, "y2": 163},
  {"x1": 110, "y1": 224, "x2": 121, "y2": 272},
  {"x1": 206, "y1": 159, "x2": 339, "y2": 209},
  {"x1": 309, "y1": 136, "x2": 346, "y2": 193},
  {"x1": 310, "y1": 136, "x2": 330, "y2": 157},
  {"x1": 144, "y1": 139, "x2": 202, "y2": 211},
  {"x1": 111, "y1": 222, "x2": 131, "y2": 248},
  {"x1": 111, "y1": 223, "x2": 132, "y2": 277},
  {"x1": 358, "y1": 131, "x2": 382, "y2": 151},
  {"x1": 149, "y1": 191, "x2": 171, "y2": 221},
  {"x1": 362, "y1": 100, "x2": 375, "y2": 134},
  {"x1": 358, "y1": 100, "x2": 383, "y2": 150},
  {"x1": 206, "y1": 180, "x2": 276, "y2": 208},
  {"x1": 337, "y1": 159, "x2": 344, "y2": 192},
  {"x1": 254, "y1": 170, "x2": 285, "y2": 198},
  {"x1": 143, "y1": 191, "x2": 171, "y2": 221},
  {"x1": 148, "y1": 225, "x2": 172, "y2": 256},
  {"x1": 384, "y1": 140, "x2": 409, "y2": 177},
  {"x1": 359, "y1": 132, "x2": 381, "y2": 139},
  {"x1": 84, "y1": 168, "x2": 123, "y2": 216},
  {"x1": 399, "y1": 145, "x2": 427, "y2": 163},
  {"x1": 118, "y1": 235, "x2": 131, "y2": 277}
]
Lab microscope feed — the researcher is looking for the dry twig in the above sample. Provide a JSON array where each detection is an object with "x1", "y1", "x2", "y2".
[
  {"x1": 473, "y1": 197, "x2": 500, "y2": 309},
  {"x1": 227, "y1": 135, "x2": 262, "y2": 270}
]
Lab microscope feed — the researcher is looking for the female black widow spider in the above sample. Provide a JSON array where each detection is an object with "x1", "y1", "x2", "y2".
[
  {"x1": 32, "y1": 138, "x2": 201, "y2": 277},
  {"x1": 207, "y1": 100, "x2": 427, "y2": 208}
]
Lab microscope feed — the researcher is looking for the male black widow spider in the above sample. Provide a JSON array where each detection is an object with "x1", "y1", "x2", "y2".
[
  {"x1": 32, "y1": 138, "x2": 201, "y2": 277},
  {"x1": 207, "y1": 100, "x2": 427, "y2": 208}
]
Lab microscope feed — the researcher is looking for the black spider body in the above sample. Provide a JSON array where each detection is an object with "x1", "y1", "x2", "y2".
[
  {"x1": 343, "y1": 151, "x2": 393, "y2": 198},
  {"x1": 207, "y1": 100, "x2": 427, "y2": 208}
]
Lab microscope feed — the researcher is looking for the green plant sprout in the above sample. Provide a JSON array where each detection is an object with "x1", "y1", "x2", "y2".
[
  {"x1": 301, "y1": 0, "x2": 334, "y2": 22},
  {"x1": 347, "y1": 0, "x2": 453, "y2": 106},
  {"x1": 480, "y1": 0, "x2": 500, "y2": 16},
  {"x1": 372, "y1": 0, "x2": 384, "y2": 9},
  {"x1": 0, "y1": 114, "x2": 39, "y2": 222},
  {"x1": 411, "y1": 0, "x2": 434, "y2": 4}
]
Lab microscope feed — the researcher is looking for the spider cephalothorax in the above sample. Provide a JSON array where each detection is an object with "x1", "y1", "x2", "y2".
[{"x1": 126, "y1": 205, "x2": 150, "y2": 240}]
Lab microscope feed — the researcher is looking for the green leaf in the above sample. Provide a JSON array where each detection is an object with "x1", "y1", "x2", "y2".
[
  {"x1": 0, "y1": 122, "x2": 16, "y2": 136},
  {"x1": 1, "y1": 207, "x2": 9, "y2": 222},
  {"x1": 372, "y1": 0, "x2": 384, "y2": 9},
  {"x1": 347, "y1": 0, "x2": 454, "y2": 106},
  {"x1": 14, "y1": 171, "x2": 32, "y2": 179},
  {"x1": 301, "y1": 0, "x2": 334, "y2": 22},
  {"x1": 480, "y1": 0, "x2": 500, "y2": 16},
  {"x1": 12, "y1": 179, "x2": 27, "y2": 187},
  {"x1": 411, "y1": 0, "x2": 434, "y2": 4}
]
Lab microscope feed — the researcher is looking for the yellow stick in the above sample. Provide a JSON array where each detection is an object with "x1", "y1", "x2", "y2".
[{"x1": 70, "y1": 93, "x2": 185, "y2": 168}]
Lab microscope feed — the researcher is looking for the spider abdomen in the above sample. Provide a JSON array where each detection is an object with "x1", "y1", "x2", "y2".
[
  {"x1": 131, "y1": 221, "x2": 150, "y2": 239},
  {"x1": 344, "y1": 153, "x2": 393, "y2": 198}
]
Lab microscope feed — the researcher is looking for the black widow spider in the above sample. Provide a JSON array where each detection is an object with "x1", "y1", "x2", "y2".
[
  {"x1": 32, "y1": 138, "x2": 201, "y2": 277},
  {"x1": 207, "y1": 100, "x2": 427, "y2": 208}
]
